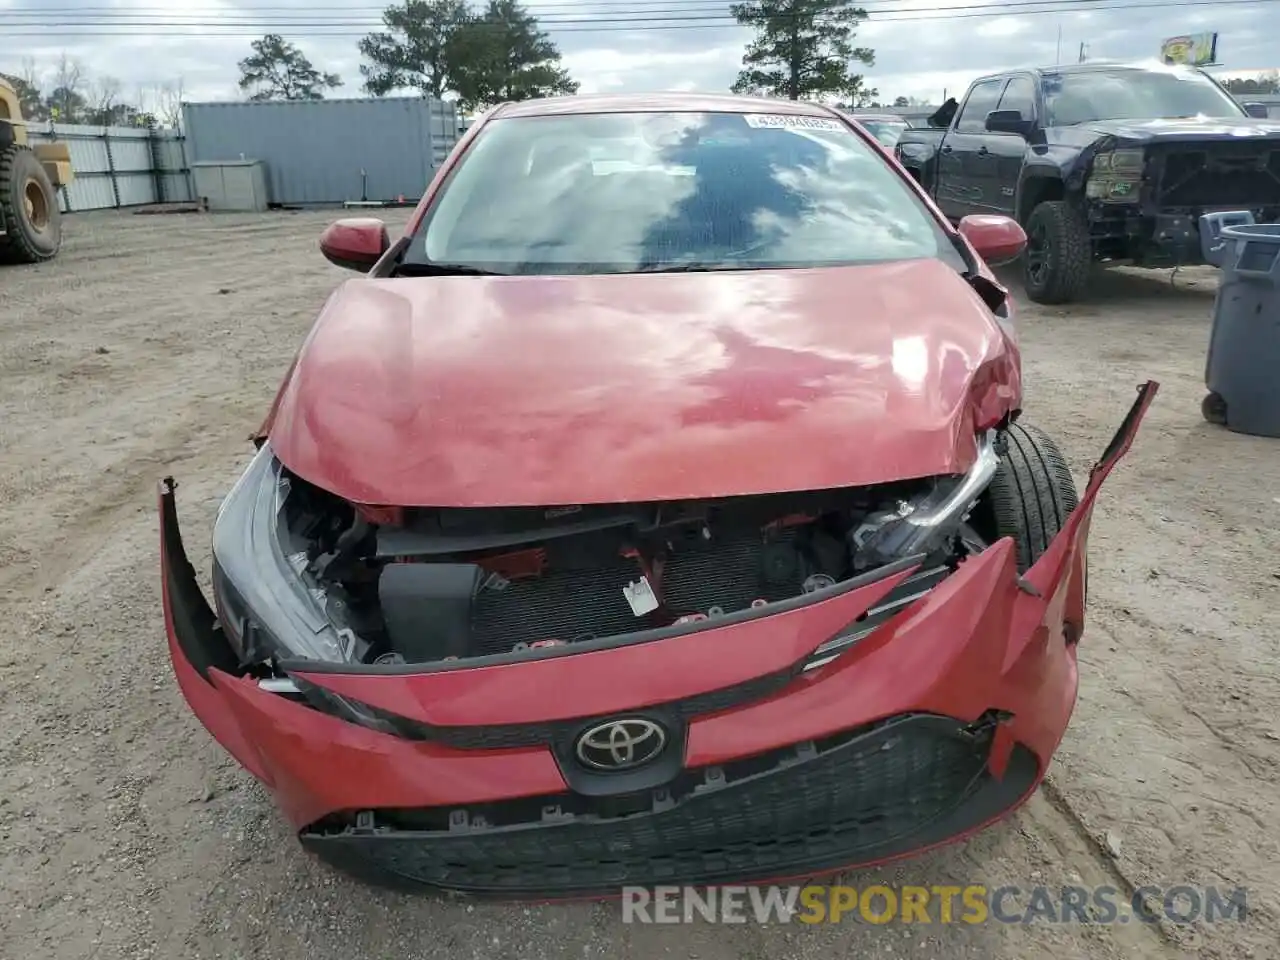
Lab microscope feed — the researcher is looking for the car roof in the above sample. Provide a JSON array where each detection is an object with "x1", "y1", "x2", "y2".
[
  {"x1": 1041, "y1": 59, "x2": 1201, "y2": 74},
  {"x1": 494, "y1": 92, "x2": 842, "y2": 120},
  {"x1": 972, "y1": 59, "x2": 1206, "y2": 85}
]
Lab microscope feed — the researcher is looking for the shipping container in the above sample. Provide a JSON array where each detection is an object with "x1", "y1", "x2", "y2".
[{"x1": 182, "y1": 97, "x2": 462, "y2": 206}]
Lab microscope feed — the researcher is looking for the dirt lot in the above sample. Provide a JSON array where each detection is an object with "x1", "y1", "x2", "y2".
[{"x1": 1, "y1": 209, "x2": 1277, "y2": 960}]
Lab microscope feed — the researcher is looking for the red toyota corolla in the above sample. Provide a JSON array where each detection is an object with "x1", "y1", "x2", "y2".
[{"x1": 160, "y1": 93, "x2": 1156, "y2": 896}]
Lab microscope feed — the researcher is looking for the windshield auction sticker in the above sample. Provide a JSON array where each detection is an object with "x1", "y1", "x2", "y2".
[{"x1": 743, "y1": 114, "x2": 842, "y2": 131}]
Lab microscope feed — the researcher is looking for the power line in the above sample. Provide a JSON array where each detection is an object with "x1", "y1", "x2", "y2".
[
  {"x1": 5, "y1": 0, "x2": 1266, "y2": 16},
  {"x1": 0, "y1": 0, "x2": 1268, "y2": 35},
  {"x1": 0, "y1": 0, "x2": 1140, "y2": 9},
  {"x1": 17, "y1": 0, "x2": 736, "y2": 9},
  {"x1": 3, "y1": 0, "x2": 1270, "y2": 19},
  {"x1": 0, "y1": 0, "x2": 1073, "y2": 10},
  {"x1": 12, "y1": 0, "x2": 730, "y2": 7}
]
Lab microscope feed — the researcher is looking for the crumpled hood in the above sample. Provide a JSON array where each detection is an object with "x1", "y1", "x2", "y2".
[
  {"x1": 1054, "y1": 116, "x2": 1280, "y2": 147},
  {"x1": 267, "y1": 258, "x2": 1019, "y2": 507}
]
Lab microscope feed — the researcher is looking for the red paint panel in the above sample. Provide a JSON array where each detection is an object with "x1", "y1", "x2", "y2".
[
  {"x1": 294, "y1": 567, "x2": 915, "y2": 726},
  {"x1": 267, "y1": 259, "x2": 1018, "y2": 507}
]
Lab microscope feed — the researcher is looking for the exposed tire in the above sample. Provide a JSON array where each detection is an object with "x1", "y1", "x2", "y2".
[
  {"x1": 1022, "y1": 200, "x2": 1091, "y2": 305},
  {"x1": 1201, "y1": 391, "x2": 1228, "y2": 426},
  {"x1": 982, "y1": 422, "x2": 1080, "y2": 573},
  {"x1": 0, "y1": 145, "x2": 62, "y2": 264}
]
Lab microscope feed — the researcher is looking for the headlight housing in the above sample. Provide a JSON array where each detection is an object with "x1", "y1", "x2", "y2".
[
  {"x1": 801, "y1": 432, "x2": 1000, "y2": 671},
  {"x1": 212, "y1": 443, "x2": 365, "y2": 665},
  {"x1": 1086, "y1": 148, "x2": 1144, "y2": 202},
  {"x1": 850, "y1": 431, "x2": 1000, "y2": 570}
]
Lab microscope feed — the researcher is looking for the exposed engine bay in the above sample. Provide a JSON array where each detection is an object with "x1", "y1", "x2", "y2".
[{"x1": 213, "y1": 437, "x2": 999, "y2": 668}]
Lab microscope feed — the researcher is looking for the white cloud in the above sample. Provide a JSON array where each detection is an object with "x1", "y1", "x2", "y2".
[
  {"x1": 975, "y1": 17, "x2": 1027, "y2": 40},
  {"x1": 562, "y1": 44, "x2": 745, "y2": 96}
]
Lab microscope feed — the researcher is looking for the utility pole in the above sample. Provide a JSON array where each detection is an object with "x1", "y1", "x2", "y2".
[
  {"x1": 1056, "y1": 24, "x2": 1062, "y2": 64},
  {"x1": 1078, "y1": 42, "x2": 1089, "y2": 63}
]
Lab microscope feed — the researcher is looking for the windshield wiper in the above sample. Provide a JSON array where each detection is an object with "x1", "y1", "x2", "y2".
[
  {"x1": 395, "y1": 261, "x2": 509, "y2": 277},
  {"x1": 634, "y1": 260, "x2": 752, "y2": 273}
]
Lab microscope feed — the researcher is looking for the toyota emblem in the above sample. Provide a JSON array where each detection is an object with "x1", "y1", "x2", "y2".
[{"x1": 574, "y1": 719, "x2": 667, "y2": 771}]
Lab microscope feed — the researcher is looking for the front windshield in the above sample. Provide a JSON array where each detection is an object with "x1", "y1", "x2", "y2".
[
  {"x1": 411, "y1": 110, "x2": 954, "y2": 275},
  {"x1": 1042, "y1": 66, "x2": 1245, "y2": 125}
]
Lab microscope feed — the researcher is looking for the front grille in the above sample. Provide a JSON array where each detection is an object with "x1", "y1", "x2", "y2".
[
  {"x1": 301, "y1": 713, "x2": 1040, "y2": 895},
  {"x1": 361, "y1": 666, "x2": 798, "y2": 750},
  {"x1": 1154, "y1": 142, "x2": 1280, "y2": 208}
]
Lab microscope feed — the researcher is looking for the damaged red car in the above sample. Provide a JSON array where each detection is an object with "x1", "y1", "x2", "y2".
[{"x1": 160, "y1": 93, "x2": 1156, "y2": 896}]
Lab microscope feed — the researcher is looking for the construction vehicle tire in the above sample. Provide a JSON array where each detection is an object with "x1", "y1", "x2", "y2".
[{"x1": 0, "y1": 145, "x2": 62, "y2": 264}]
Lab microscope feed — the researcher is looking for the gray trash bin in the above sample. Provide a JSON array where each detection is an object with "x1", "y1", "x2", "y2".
[
  {"x1": 1199, "y1": 210, "x2": 1255, "y2": 267},
  {"x1": 1200, "y1": 218, "x2": 1280, "y2": 438}
]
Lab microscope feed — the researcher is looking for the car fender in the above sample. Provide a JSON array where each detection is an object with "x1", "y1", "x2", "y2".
[{"x1": 1007, "y1": 380, "x2": 1159, "y2": 667}]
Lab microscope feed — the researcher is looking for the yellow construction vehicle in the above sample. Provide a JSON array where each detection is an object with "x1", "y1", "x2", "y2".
[{"x1": 0, "y1": 75, "x2": 74, "y2": 263}]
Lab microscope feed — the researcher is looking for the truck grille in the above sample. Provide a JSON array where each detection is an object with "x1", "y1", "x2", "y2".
[{"x1": 1154, "y1": 142, "x2": 1280, "y2": 208}]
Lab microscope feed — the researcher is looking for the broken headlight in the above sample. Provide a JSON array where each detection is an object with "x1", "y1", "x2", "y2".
[
  {"x1": 850, "y1": 431, "x2": 1000, "y2": 570},
  {"x1": 1086, "y1": 148, "x2": 1144, "y2": 202},
  {"x1": 212, "y1": 443, "x2": 363, "y2": 665}
]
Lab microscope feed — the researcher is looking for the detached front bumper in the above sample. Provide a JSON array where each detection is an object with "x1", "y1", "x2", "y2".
[{"x1": 161, "y1": 384, "x2": 1156, "y2": 897}]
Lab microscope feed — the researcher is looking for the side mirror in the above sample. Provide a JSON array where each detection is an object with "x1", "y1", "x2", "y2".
[
  {"x1": 985, "y1": 109, "x2": 1033, "y2": 137},
  {"x1": 958, "y1": 214, "x2": 1027, "y2": 266},
  {"x1": 320, "y1": 218, "x2": 390, "y2": 273},
  {"x1": 1243, "y1": 102, "x2": 1271, "y2": 119}
]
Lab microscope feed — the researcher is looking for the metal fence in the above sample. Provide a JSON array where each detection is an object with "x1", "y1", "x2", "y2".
[
  {"x1": 182, "y1": 97, "x2": 462, "y2": 206},
  {"x1": 26, "y1": 122, "x2": 193, "y2": 213}
]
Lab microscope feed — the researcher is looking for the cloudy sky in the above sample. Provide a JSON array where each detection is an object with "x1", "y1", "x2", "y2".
[{"x1": 0, "y1": 0, "x2": 1271, "y2": 109}]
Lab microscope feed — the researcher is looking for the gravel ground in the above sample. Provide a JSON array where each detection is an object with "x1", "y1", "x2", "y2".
[{"x1": 1, "y1": 209, "x2": 1276, "y2": 960}]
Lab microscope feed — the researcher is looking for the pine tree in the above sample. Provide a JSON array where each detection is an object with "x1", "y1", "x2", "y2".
[
  {"x1": 238, "y1": 35, "x2": 341, "y2": 101},
  {"x1": 359, "y1": 0, "x2": 471, "y2": 98},
  {"x1": 449, "y1": 0, "x2": 579, "y2": 111},
  {"x1": 730, "y1": 0, "x2": 874, "y2": 101}
]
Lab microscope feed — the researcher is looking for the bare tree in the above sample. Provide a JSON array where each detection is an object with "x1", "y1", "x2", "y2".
[
  {"x1": 3, "y1": 57, "x2": 49, "y2": 120},
  {"x1": 47, "y1": 52, "x2": 87, "y2": 122},
  {"x1": 52, "y1": 53, "x2": 84, "y2": 90},
  {"x1": 20, "y1": 56, "x2": 42, "y2": 91},
  {"x1": 133, "y1": 84, "x2": 154, "y2": 119},
  {"x1": 87, "y1": 75, "x2": 124, "y2": 124},
  {"x1": 153, "y1": 77, "x2": 186, "y2": 129},
  {"x1": 92, "y1": 76, "x2": 121, "y2": 110}
]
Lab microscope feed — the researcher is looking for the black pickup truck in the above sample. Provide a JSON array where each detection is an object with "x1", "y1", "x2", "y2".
[{"x1": 895, "y1": 61, "x2": 1280, "y2": 303}]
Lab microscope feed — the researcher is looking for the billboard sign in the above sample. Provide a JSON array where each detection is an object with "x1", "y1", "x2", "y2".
[{"x1": 1160, "y1": 32, "x2": 1219, "y2": 66}]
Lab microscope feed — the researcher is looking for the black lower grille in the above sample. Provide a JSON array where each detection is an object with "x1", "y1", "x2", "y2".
[
  {"x1": 360, "y1": 666, "x2": 798, "y2": 750},
  {"x1": 469, "y1": 530, "x2": 807, "y2": 655},
  {"x1": 301, "y1": 714, "x2": 1040, "y2": 895},
  {"x1": 1155, "y1": 143, "x2": 1280, "y2": 208}
]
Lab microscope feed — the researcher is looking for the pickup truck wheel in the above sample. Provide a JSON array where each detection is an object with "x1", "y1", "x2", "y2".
[{"x1": 1023, "y1": 200, "x2": 1091, "y2": 304}]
